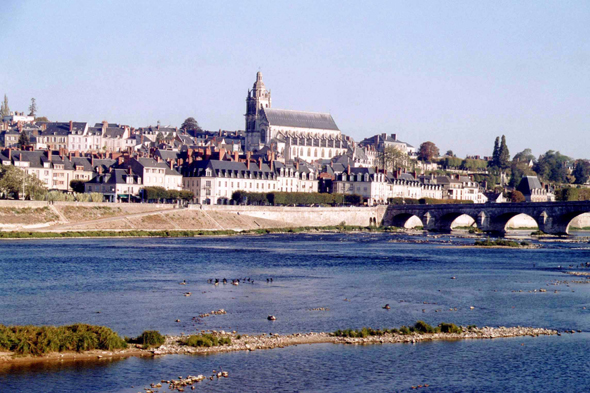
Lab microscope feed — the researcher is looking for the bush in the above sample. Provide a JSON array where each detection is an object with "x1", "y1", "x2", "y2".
[
  {"x1": 414, "y1": 320, "x2": 435, "y2": 333},
  {"x1": 90, "y1": 192, "x2": 104, "y2": 202},
  {"x1": 438, "y1": 323, "x2": 462, "y2": 334},
  {"x1": 0, "y1": 324, "x2": 127, "y2": 356},
  {"x1": 70, "y1": 180, "x2": 86, "y2": 193},
  {"x1": 185, "y1": 334, "x2": 231, "y2": 347},
  {"x1": 128, "y1": 330, "x2": 165, "y2": 349}
]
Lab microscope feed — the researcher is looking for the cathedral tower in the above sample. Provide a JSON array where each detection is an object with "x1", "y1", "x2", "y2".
[{"x1": 245, "y1": 71, "x2": 271, "y2": 151}]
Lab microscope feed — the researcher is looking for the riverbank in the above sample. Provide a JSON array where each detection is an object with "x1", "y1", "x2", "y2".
[{"x1": 0, "y1": 326, "x2": 559, "y2": 367}]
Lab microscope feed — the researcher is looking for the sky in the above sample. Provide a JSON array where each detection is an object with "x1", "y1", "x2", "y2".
[{"x1": 1, "y1": 0, "x2": 589, "y2": 159}]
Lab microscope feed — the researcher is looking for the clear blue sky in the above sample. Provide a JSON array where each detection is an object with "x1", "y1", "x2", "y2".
[{"x1": 1, "y1": 1, "x2": 589, "y2": 159}]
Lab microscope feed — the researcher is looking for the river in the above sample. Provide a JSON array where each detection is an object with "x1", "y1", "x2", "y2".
[{"x1": 1, "y1": 232, "x2": 589, "y2": 392}]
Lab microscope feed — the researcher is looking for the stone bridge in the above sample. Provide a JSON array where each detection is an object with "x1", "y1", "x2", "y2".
[{"x1": 383, "y1": 201, "x2": 590, "y2": 235}]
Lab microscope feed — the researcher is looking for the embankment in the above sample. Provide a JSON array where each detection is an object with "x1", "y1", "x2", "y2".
[{"x1": 0, "y1": 200, "x2": 386, "y2": 233}]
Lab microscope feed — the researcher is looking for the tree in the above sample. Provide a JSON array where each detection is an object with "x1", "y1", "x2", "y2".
[
  {"x1": 181, "y1": 117, "x2": 201, "y2": 132},
  {"x1": 513, "y1": 148, "x2": 535, "y2": 164},
  {"x1": 445, "y1": 150, "x2": 454, "y2": 157},
  {"x1": 534, "y1": 151, "x2": 571, "y2": 183},
  {"x1": 498, "y1": 135, "x2": 510, "y2": 169},
  {"x1": 510, "y1": 190, "x2": 526, "y2": 203},
  {"x1": 418, "y1": 141, "x2": 439, "y2": 162},
  {"x1": 70, "y1": 179, "x2": 86, "y2": 193},
  {"x1": 378, "y1": 146, "x2": 409, "y2": 172},
  {"x1": 509, "y1": 161, "x2": 536, "y2": 188},
  {"x1": 1, "y1": 94, "x2": 10, "y2": 117},
  {"x1": 572, "y1": 159, "x2": 590, "y2": 185},
  {"x1": 492, "y1": 137, "x2": 500, "y2": 167},
  {"x1": 28, "y1": 98, "x2": 37, "y2": 117},
  {"x1": 34, "y1": 116, "x2": 49, "y2": 122},
  {"x1": 18, "y1": 132, "x2": 29, "y2": 148},
  {"x1": 0, "y1": 165, "x2": 47, "y2": 200}
]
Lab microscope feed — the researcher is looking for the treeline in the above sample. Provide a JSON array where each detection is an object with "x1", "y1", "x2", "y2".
[
  {"x1": 387, "y1": 197, "x2": 474, "y2": 205},
  {"x1": 231, "y1": 191, "x2": 364, "y2": 206},
  {"x1": 142, "y1": 186, "x2": 194, "y2": 202},
  {"x1": 556, "y1": 188, "x2": 590, "y2": 201}
]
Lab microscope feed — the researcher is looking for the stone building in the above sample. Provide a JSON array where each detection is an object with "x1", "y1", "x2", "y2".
[{"x1": 244, "y1": 72, "x2": 348, "y2": 160}]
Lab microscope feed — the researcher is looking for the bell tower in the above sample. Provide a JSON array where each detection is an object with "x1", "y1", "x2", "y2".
[{"x1": 245, "y1": 71, "x2": 271, "y2": 151}]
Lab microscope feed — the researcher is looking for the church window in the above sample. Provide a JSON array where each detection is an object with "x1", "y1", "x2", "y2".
[
  {"x1": 328, "y1": 149, "x2": 332, "y2": 157},
  {"x1": 314, "y1": 149, "x2": 318, "y2": 157},
  {"x1": 307, "y1": 148, "x2": 311, "y2": 156},
  {"x1": 321, "y1": 149, "x2": 325, "y2": 157}
]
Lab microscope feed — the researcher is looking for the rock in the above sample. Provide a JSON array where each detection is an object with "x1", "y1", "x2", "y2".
[{"x1": 268, "y1": 315, "x2": 276, "y2": 321}]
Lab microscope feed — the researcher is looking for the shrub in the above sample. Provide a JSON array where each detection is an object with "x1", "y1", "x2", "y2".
[
  {"x1": 128, "y1": 330, "x2": 165, "y2": 349},
  {"x1": 414, "y1": 320, "x2": 435, "y2": 333},
  {"x1": 90, "y1": 192, "x2": 104, "y2": 202},
  {"x1": 438, "y1": 323, "x2": 462, "y2": 334},
  {"x1": 0, "y1": 323, "x2": 127, "y2": 356},
  {"x1": 185, "y1": 334, "x2": 231, "y2": 347}
]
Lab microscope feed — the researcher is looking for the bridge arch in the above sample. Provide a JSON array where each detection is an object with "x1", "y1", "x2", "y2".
[
  {"x1": 389, "y1": 213, "x2": 424, "y2": 229},
  {"x1": 487, "y1": 212, "x2": 539, "y2": 234},
  {"x1": 435, "y1": 212, "x2": 478, "y2": 232},
  {"x1": 542, "y1": 211, "x2": 590, "y2": 235}
]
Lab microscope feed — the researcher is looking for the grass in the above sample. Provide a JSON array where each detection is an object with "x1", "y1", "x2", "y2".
[
  {"x1": 0, "y1": 324, "x2": 127, "y2": 356},
  {"x1": 127, "y1": 330, "x2": 165, "y2": 349},
  {"x1": 332, "y1": 321, "x2": 464, "y2": 338},
  {"x1": 474, "y1": 239, "x2": 529, "y2": 247},
  {"x1": 184, "y1": 334, "x2": 231, "y2": 348},
  {"x1": 0, "y1": 226, "x2": 400, "y2": 239}
]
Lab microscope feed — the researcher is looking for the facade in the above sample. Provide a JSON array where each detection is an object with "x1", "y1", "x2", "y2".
[
  {"x1": 84, "y1": 168, "x2": 142, "y2": 202},
  {"x1": 517, "y1": 176, "x2": 556, "y2": 202},
  {"x1": 129, "y1": 157, "x2": 183, "y2": 191},
  {"x1": 181, "y1": 159, "x2": 318, "y2": 205}
]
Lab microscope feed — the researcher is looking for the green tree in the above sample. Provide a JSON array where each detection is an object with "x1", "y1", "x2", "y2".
[
  {"x1": 534, "y1": 151, "x2": 571, "y2": 183},
  {"x1": 418, "y1": 141, "x2": 439, "y2": 162},
  {"x1": 28, "y1": 98, "x2": 37, "y2": 117},
  {"x1": 181, "y1": 117, "x2": 201, "y2": 132},
  {"x1": 18, "y1": 132, "x2": 30, "y2": 148},
  {"x1": 498, "y1": 135, "x2": 510, "y2": 169},
  {"x1": 572, "y1": 159, "x2": 590, "y2": 185},
  {"x1": 35, "y1": 116, "x2": 49, "y2": 122},
  {"x1": 445, "y1": 150, "x2": 454, "y2": 157},
  {"x1": 70, "y1": 179, "x2": 86, "y2": 193},
  {"x1": 0, "y1": 165, "x2": 47, "y2": 199},
  {"x1": 509, "y1": 161, "x2": 536, "y2": 188},
  {"x1": 492, "y1": 137, "x2": 500, "y2": 167},
  {"x1": 1, "y1": 94, "x2": 10, "y2": 117},
  {"x1": 513, "y1": 148, "x2": 535, "y2": 163}
]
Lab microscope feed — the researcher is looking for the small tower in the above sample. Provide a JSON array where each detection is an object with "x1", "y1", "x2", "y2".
[{"x1": 245, "y1": 71, "x2": 271, "y2": 151}]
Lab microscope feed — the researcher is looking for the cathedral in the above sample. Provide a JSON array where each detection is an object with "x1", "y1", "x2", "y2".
[{"x1": 244, "y1": 72, "x2": 350, "y2": 161}]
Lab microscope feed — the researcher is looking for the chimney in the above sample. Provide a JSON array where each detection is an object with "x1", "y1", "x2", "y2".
[
  {"x1": 413, "y1": 170, "x2": 418, "y2": 179},
  {"x1": 233, "y1": 151, "x2": 239, "y2": 162},
  {"x1": 128, "y1": 166, "x2": 132, "y2": 175},
  {"x1": 246, "y1": 152, "x2": 251, "y2": 169},
  {"x1": 47, "y1": 150, "x2": 52, "y2": 162},
  {"x1": 205, "y1": 147, "x2": 212, "y2": 159},
  {"x1": 258, "y1": 157, "x2": 263, "y2": 169},
  {"x1": 169, "y1": 160, "x2": 174, "y2": 169},
  {"x1": 69, "y1": 121, "x2": 73, "y2": 132},
  {"x1": 98, "y1": 165, "x2": 103, "y2": 175},
  {"x1": 219, "y1": 147, "x2": 226, "y2": 160},
  {"x1": 91, "y1": 155, "x2": 94, "y2": 166},
  {"x1": 102, "y1": 121, "x2": 108, "y2": 133},
  {"x1": 118, "y1": 156, "x2": 124, "y2": 165},
  {"x1": 381, "y1": 133, "x2": 386, "y2": 140},
  {"x1": 391, "y1": 133, "x2": 397, "y2": 141},
  {"x1": 41, "y1": 123, "x2": 47, "y2": 131},
  {"x1": 347, "y1": 164, "x2": 351, "y2": 175},
  {"x1": 218, "y1": 129, "x2": 222, "y2": 137},
  {"x1": 296, "y1": 160, "x2": 300, "y2": 171}
]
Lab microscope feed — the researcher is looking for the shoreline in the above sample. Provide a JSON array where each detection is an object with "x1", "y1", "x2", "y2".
[{"x1": 0, "y1": 326, "x2": 558, "y2": 367}]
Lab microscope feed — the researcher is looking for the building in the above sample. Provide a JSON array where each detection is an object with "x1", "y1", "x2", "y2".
[
  {"x1": 128, "y1": 157, "x2": 182, "y2": 191},
  {"x1": 84, "y1": 168, "x2": 142, "y2": 202},
  {"x1": 517, "y1": 176, "x2": 555, "y2": 202},
  {"x1": 244, "y1": 72, "x2": 348, "y2": 160},
  {"x1": 181, "y1": 158, "x2": 318, "y2": 205}
]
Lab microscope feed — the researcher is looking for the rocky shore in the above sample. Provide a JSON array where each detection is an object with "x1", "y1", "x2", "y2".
[{"x1": 0, "y1": 326, "x2": 559, "y2": 367}]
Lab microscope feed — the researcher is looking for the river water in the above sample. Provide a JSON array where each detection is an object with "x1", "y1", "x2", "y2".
[{"x1": 1, "y1": 232, "x2": 589, "y2": 392}]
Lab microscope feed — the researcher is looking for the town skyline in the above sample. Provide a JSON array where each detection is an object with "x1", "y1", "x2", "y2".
[{"x1": 1, "y1": 1, "x2": 589, "y2": 159}]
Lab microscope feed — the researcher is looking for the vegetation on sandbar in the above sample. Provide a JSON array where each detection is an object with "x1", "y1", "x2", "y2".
[
  {"x1": 0, "y1": 324, "x2": 127, "y2": 356},
  {"x1": 126, "y1": 330, "x2": 165, "y2": 349},
  {"x1": 332, "y1": 321, "x2": 464, "y2": 338},
  {"x1": 184, "y1": 334, "x2": 232, "y2": 347},
  {"x1": 474, "y1": 239, "x2": 529, "y2": 247}
]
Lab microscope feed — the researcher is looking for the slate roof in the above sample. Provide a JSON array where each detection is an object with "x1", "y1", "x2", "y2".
[
  {"x1": 134, "y1": 157, "x2": 181, "y2": 176},
  {"x1": 103, "y1": 127, "x2": 125, "y2": 138},
  {"x1": 70, "y1": 157, "x2": 93, "y2": 171},
  {"x1": 517, "y1": 176, "x2": 543, "y2": 195},
  {"x1": 86, "y1": 169, "x2": 140, "y2": 185},
  {"x1": 262, "y1": 108, "x2": 339, "y2": 131}
]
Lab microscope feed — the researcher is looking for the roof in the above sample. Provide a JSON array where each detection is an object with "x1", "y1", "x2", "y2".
[
  {"x1": 133, "y1": 157, "x2": 181, "y2": 176},
  {"x1": 262, "y1": 108, "x2": 339, "y2": 131},
  {"x1": 86, "y1": 169, "x2": 140, "y2": 185},
  {"x1": 518, "y1": 176, "x2": 543, "y2": 194}
]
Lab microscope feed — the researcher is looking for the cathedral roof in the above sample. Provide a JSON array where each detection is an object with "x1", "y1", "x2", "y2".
[{"x1": 262, "y1": 108, "x2": 340, "y2": 131}]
